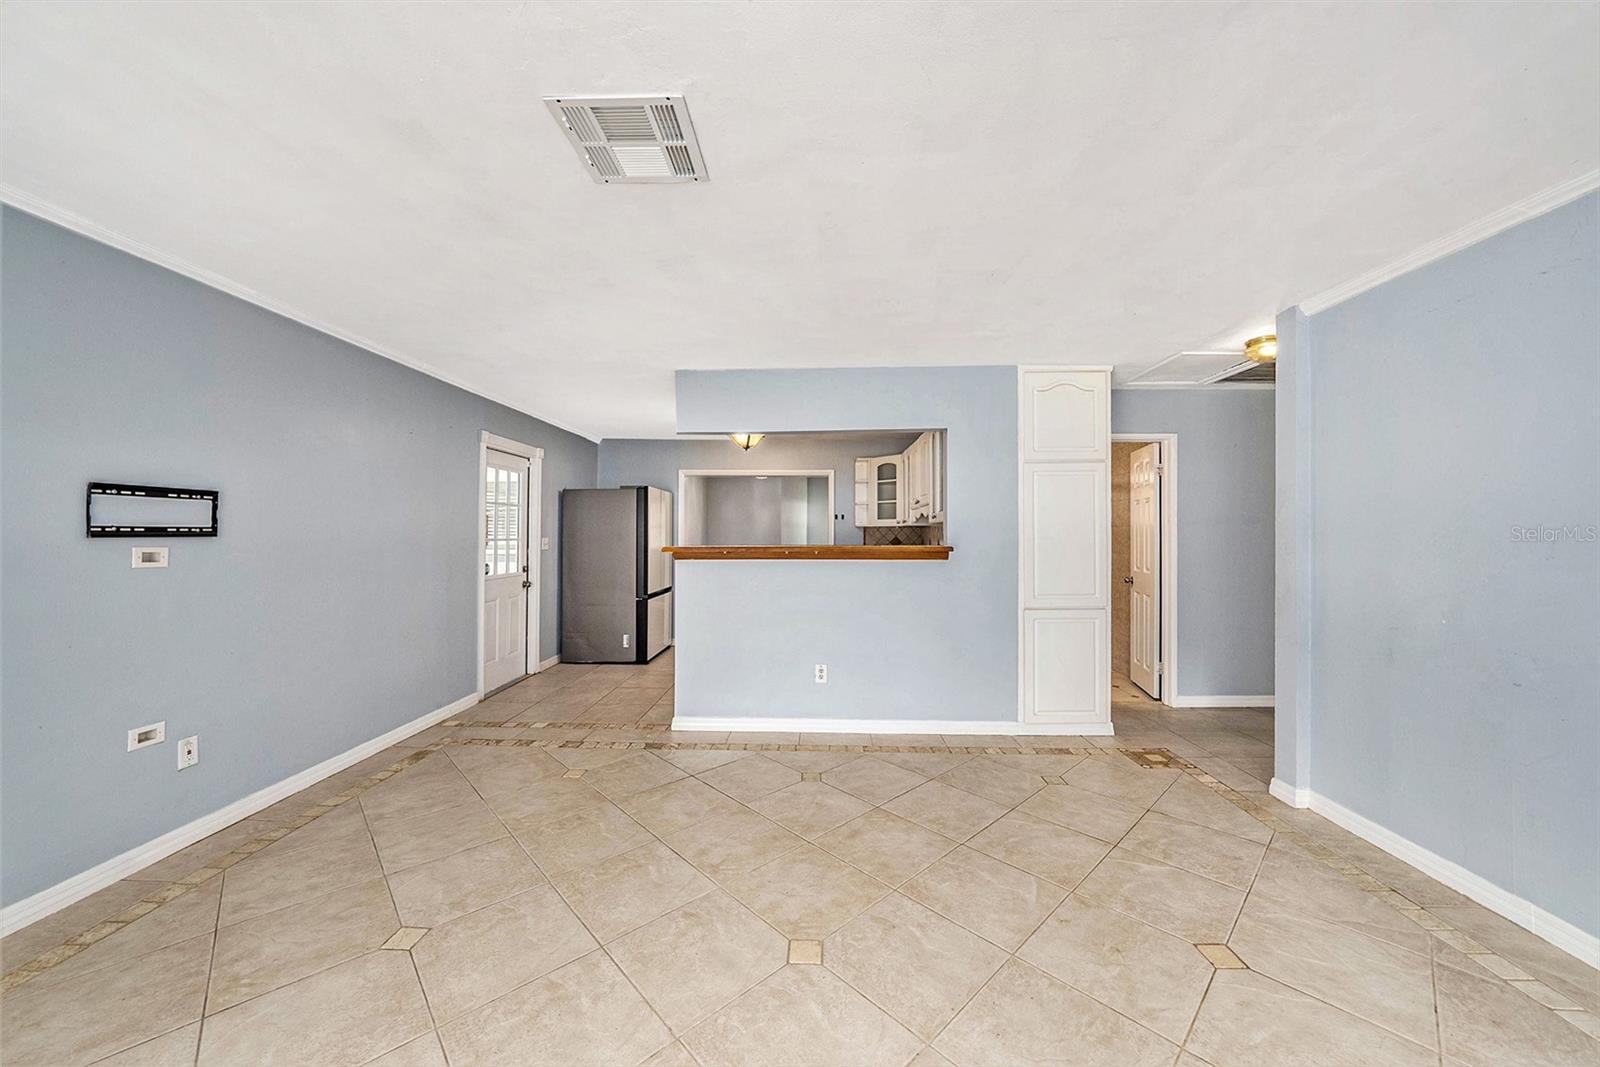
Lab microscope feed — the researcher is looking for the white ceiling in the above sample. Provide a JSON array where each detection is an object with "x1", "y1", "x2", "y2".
[{"x1": 3, "y1": 2, "x2": 1597, "y2": 439}]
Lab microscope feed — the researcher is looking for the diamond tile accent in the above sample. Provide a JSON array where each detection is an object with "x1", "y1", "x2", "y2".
[
  {"x1": 788, "y1": 939, "x2": 823, "y2": 965},
  {"x1": 382, "y1": 927, "x2": 429, "y2": 951},
  {"x1": 1195, "y1": 943, "x2": 1247, "y2": 969}
]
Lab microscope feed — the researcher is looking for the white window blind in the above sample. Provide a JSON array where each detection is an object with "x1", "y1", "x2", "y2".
[{"x1": 484, "y1": 461, "x2": 523, "y2": 576}]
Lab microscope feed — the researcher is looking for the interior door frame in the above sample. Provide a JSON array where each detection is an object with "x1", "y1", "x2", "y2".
[
  {"x1": 476, "y1": 431, "x2": 545, "y2": 697},
  {"x1": 675, "y1": 469, "x2": 837, "y2": 546},
  {"x1": 1111, "y1": 433, "x2": 1178, "y2": 706}
]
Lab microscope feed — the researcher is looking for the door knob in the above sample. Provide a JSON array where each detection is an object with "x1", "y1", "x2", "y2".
[{"x1": 1123, "y1": 576, "x2": 1134, "y2": 584}]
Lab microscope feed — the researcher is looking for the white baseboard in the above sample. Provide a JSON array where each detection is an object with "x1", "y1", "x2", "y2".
[
  {"x1": 1307, "y1": 789, "x2": 1600, "y2": 969},
  {"x1": 1167, "y1": 695, "x2": 1275, "y2": 708},
  {"x1": 1269, "y1": 777, "x2": 1310, "y2": 808},
  {"x1": 670, "y1": 716, "x2": 1115, "y2": 737},
  {"x1": 0, "y1": 691, "x2": 479, "y2": 938},
  {"x1": 535, "y1": 654, "x2": 561, "y2": 672}
]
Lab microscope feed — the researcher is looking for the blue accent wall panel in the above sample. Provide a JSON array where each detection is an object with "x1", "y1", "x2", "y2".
[{"x1": 0, "y1": 208, "x2": 597, "y2": 904}]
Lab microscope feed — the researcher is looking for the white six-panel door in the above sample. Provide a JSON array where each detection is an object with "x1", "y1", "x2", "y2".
[
  {"x1": 1129, "y1": 441, "x2": 1161, "y2": 699},
  {"x1": 483, "y1": 448, "x2": 530, "y2": 693},
  {"x1": 1019, "y1": 369, "x2": 1111, "y2": 730}
]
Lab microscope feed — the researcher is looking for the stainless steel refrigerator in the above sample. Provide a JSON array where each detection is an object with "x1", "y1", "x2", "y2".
[{"x1": 560, "y1": 486, "x2": 673, "y2": 663}]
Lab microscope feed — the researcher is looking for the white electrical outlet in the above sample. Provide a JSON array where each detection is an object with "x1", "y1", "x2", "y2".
[
  {"x1": 814, "y1": 664, "x2": 828, "y2": 684},
  {"x1": 128, "y1": 721, "x2": 166, "y2": 751},
  {"x1": 177, "y1": 736, "x2": 198, "y2": 769},
  {"x1": 131, "y1": 547, "x2": 168, "y2": 568},
  {"x1": 541, "y1": 537, "x2": 551, "y2": 550},
  {"x1": 622, "y1": 633, "x2": 630, "y2": 649}
]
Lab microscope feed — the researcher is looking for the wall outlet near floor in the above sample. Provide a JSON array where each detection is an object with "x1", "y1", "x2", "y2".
[
  {"x1": 622, "y1": 633, "x2": 630, "y2": 649},
  {"x1": 128, "y1": 721, "x2": 166, "y2": 751},
  {"x1": 814, "y1": 664, "x2": 828, "y2": 684},
  {"x1": 177, "y1": 735, "x2": 198, "y2": 770}
]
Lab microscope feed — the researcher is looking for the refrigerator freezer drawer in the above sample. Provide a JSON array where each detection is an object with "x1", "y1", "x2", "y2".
[{"x1": 645, "y1": 590, "x2": 672, "y2": 660}]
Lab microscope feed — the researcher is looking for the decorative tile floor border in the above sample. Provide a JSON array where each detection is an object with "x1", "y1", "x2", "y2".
[
  {"x1": 5, "y1": 726, "x2": 1597, "y2": 1043},
  {"x1": 0, "y1": 747, "x2": 439, "y2": 996}
]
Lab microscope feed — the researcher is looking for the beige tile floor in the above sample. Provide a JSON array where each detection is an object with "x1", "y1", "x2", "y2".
[{"x1": 3, "y1": 652, "x2": 1597, "y2": 1066}]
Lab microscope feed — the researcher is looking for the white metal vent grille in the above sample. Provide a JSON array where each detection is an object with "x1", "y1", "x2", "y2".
[
  {"x1": 545, "y1": 95, "x2": 708, "y2": 183},
  {"x1": 1123, "y1": 350, "x2": 1277, "y2": 387}
]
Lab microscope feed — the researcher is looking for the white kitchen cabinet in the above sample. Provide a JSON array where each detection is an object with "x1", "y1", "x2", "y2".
[
  {"x1": 852, "y1": 458, "x2": 872, "y2": 526},
  {"x1": 854, "y1": 431, "x2": 943, "y2": 527},
  {"x1": 854, "y1": 454, "x2": 904, "y2": 526}
]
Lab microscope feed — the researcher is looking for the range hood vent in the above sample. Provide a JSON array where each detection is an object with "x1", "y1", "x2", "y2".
[{"x1": 545, "y1": 95, "x2": 708, "y2": 184}]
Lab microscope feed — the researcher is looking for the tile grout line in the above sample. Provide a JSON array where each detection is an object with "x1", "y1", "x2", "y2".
[
  {"x1": 1167, "y1": 751, "x2": 1600, "y2": 1039},
  {"x1": 13, "y1": 714, "x2": 1595, "y2": 1047},
  {"x1": 885, "y1": 764, "x2": 1189, "y2": 1060},
  {"x1": 191, "y1": 863, "x2": 227, "y2": 1064},
  {"x1": 360, "y1": 779, "x2": 444, "y2": 1067},
  {"x1": 0, "y1": 745, "x2": 442, "y2": 996},
  {"x1": 447, "y1": 744, "x2": 688, "y2": 1062}
]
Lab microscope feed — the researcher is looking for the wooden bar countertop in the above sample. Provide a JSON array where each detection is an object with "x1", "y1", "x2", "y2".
[{"x1": 662, "y1": 544, "x2": 953, "y2": 561}]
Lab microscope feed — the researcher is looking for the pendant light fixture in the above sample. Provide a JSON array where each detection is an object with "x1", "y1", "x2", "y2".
[{"x1": 729, "y1": 433, "x2": 765, "y2": 450}]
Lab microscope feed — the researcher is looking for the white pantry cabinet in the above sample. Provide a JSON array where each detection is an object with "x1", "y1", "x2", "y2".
[{"x1": 1018, "y1": 368, "x2": 1111, "y2": 729}]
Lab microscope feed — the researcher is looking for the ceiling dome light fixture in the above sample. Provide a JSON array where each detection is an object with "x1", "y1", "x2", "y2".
[
  {"x1": 1244, "y1": 335, "x2": 1278, "y2": 363},
  {"x1": 729, "y1": 433, "x2": 765, "y2": 450}
]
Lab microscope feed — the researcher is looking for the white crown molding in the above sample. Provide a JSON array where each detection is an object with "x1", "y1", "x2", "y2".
[
  {"x1": 0, "y1": 690, "x2": 479, "y2": 937},
  {"x1": 670, "y1": 715, "x2": 1115, "y2": 737},
  {"x1": 1305, "y1": 788, "x2": 1599, "y2": 969},
  {"x1": 1299, "y1": 169, "x2": 1600, "y2": 315},
  {"x1": 0, "y1": 185, "x2": 601, "y2": 444}
]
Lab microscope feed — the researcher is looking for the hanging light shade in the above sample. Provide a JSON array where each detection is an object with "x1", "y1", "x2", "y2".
[
  {"x1": 729, "y1": 433, "x2": 765, "y2": 450},
  {"x1": 1244, "y1": 335, "x2": 1278, "y2": 363}
]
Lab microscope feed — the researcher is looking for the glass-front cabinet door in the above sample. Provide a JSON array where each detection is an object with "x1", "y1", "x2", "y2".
[{"x1": 874, "y1": 456, "x2": 903, "y2": 524}]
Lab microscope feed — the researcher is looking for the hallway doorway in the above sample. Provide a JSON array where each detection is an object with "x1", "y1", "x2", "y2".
[{"x1": 1111, "y1": 434, "x2": 1176, "y2": 703}]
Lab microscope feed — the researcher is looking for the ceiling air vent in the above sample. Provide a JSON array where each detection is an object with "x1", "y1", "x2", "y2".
[
  {"x1": 545, "y1": 95, "x2": 708, "y2": 183},
  {"x1": 1124, "y1": 350, "x2": 1277, "y2": 387},
  {"x1": 1217, "y1": 360, "x2": 1276, "y2": 383}
]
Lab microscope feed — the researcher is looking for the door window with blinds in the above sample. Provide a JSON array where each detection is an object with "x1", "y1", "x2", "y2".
[{"x1": 484, "y1": 451, "x2": 528, "y2": 576}]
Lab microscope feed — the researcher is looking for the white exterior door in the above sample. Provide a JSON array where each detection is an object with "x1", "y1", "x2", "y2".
[
  {"x1": 483, "y1": 449, "x2": 530, "y2": 693},
  {"x1": 1128, "y1": 442, "x2": 1161, "y2": 698}
]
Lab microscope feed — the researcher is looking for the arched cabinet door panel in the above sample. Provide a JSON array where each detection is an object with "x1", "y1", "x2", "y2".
[{"x1": 1022, "y1": 371, "x2": 1108, "y2": 463}]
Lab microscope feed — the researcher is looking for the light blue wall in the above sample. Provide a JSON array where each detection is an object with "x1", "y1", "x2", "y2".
[
  {"x1": 1294, "y1": 192, "x2": 1599, "y2": 935},
  {"x1": 1111, "y1": 388, "x2": 1275, "y2": 698},
  {"x1": 670, "y1": 367, "x2": 1017, "y2": 722},
  {"x1": 0, "y1": 208, "x2": 597, "y2": 904},
  {"x1": 1274, "y1": 307, "x2": 1313, "y2": 793},
  {"x1": 597, "y1": 433, "x2": 920, "y2": 545}
]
